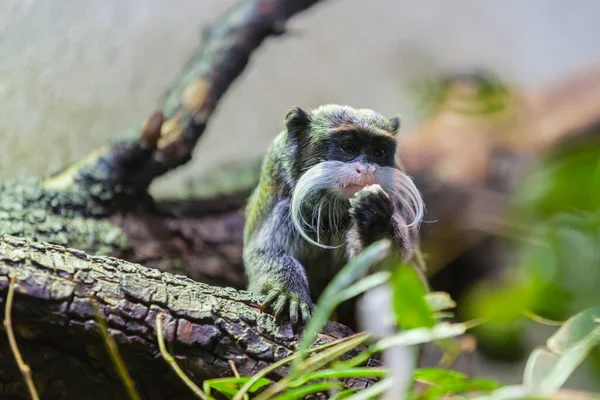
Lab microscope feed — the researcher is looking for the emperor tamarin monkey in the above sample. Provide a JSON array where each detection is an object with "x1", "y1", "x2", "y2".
[{"x1": 243, "y1": 104, "x2": 425, "y2": 325}]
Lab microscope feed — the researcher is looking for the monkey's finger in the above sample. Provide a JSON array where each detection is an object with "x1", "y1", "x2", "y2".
[
  {"x1": 300, "y1": 303, "x2": 312, "y2": 323},
  {"x1": 289, "y1": 299, "x2": 299, "y2": 325},
  {"x1": 272, "y1": 295, "x2": 288, "y2": 319},
  {"x1": 261, "y1": 290, "x2": 280, "y2": 312}
]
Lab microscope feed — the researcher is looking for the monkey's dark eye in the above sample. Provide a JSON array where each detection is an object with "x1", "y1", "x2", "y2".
[
  {"x1": 373, "y1": 148, "x2": 386, "y2": 158},
  {"x1": 340, "y1": 142, "x2": 358, "y2": 155}
]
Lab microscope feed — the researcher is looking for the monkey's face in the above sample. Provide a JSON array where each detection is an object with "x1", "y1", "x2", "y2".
[
  {"x1": 285, "y1": 105, "x2": 424, "y2": 248},
  {"x1": 322, "y1": 129, "x2": 397, "y2": 198}
]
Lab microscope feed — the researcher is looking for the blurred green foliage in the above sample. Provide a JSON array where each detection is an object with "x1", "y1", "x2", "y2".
[
  {"x1": 413, "y1": 368, "x2": 499, "y2": 400},
  {"x1": 392, "y1": 264, "x2": 436, "y2": 330},
  {"x1": 409, "y1": 69, "x2": 514, "y2": 118},
  {"x1": 463, "y1": 139, "x2": 600, "y2": 383},
  {"x1": 156, "y1": 233, "x2": 600, "y2": 399},
  {"x1": 524, "y1": 307, "x2": 600, "y2": 394}
]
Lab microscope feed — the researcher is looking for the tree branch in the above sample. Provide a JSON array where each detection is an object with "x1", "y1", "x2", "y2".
[
  {"x1": 42, "y1": 0, "x2": 325, "y2": 214},
  {"x1": 0, "y1": 235, "x2": 378, "y2": 399}
]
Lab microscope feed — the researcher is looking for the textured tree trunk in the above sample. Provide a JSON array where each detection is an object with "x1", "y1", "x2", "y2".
[{"x1": 0, "y1": 235, "x2": 377, "y2": 400}]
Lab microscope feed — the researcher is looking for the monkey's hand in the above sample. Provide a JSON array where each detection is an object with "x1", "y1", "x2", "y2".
[
  {"x1": 261, "y1": 283, "x2": 313, "y2": 325},
  {"x1": 349, "y1": 184, "x2": 394, "y2": 241}
]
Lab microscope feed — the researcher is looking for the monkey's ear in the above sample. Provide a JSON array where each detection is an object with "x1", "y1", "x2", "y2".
[
  {"x1": 285, "y1": 107, "x2": 312, "y2": 140},
  {"x1": 388, "y1": 116, "x2": 401, "y2": 135}
]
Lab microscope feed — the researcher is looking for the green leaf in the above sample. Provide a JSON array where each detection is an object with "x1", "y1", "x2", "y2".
[
  {"x1": 547, "y1": 307, "x2": 600, "y2": 353},
  {"x1": 291, "y1": 240, "x2": 390, "y2": 375},
  {"x1": 337, "y1": 271, "x2": 391, "y2": 303},
  {"x1": 392, "y1": 264, "x2": 435, "y2": 329},
  {"x1": 425, "y1": 292, "x2": 457, "y2": 312},
  {"x1": 465, "y1": 281, "x2": 534, "y2": 325},
  {"x1": 208, "y1": 382, "x2": 238, "y2": 399},
  {"x1": 203, "y1": 377, "x2": 271, "y2": 398},
  {"x1": 329, "y1": 389, "x2": 358, "y2": 400},
  {"x1": 289, "y1": 368, "x2": 387, "y2": 387},
  {"x1": 468, "y1": 384, "x2": 530, "y2": 400},
  {"x1": 373, "y1": 322, "x2": 467, "y2": 351},
  {"x1": 414, "y1": 367, "x2": 467, "y2": 383},
  {"x1": 413, "y1": 368, "x2": 498, "y2": 399},
  {"x1": 433, "y1": 311, "x2": 455, "y2": 319},
  {"x1": 524, "y1": 307, "x2": 600, "y2": 393}
]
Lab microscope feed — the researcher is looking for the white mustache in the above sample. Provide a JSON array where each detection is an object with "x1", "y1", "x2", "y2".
[{"x1": 290, "y1": 160, "x2": 424, "y2": 249}]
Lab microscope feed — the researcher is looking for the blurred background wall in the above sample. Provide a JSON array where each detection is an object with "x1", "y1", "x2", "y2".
[
  {"x1": 2, "y1": 0, "x2": 600, "y2": 390},
  {"x1": 2, "y1": 0, "x2": 600, "y2": 196}
]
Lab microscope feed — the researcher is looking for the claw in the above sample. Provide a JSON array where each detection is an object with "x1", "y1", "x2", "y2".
[{"x1": 272, "y1": 295, "x2": 288, "y2": 318}]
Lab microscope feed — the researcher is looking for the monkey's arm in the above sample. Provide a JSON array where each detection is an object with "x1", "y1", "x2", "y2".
[
  {"x1": 244, "y1": 201, "x2": 314, "y2": 324},
  {"x1": 346, "y1": 185, "x2": 413, "y2": 260}
]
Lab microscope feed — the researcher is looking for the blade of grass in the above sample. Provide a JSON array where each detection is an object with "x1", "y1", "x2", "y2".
[
  {"x1": 206, "y1": 383, "x2": 237, "y2": 399},
  {"x1": 329, "y1": 388, "x2": 358, "y2": 400},
  {"x1": 344, "y1": 378, "x2": 393, "y2": 400},
  {"x1": 203, "y1": 377, "x2": 270, "y2": 398},
  {"x1": 93, "y1": 301, "x2": 141, "y2": 400},
  {"x1": 155, "y1": 313, "x2": 209, "y2": 400},
  {"x1": 232, "y1": 333, "x2": 366, "y2": 400},
  {"x1": 294, "y1": 333, "x2": 371, "y2": 375},
  {"x1": 337, "y1": 271, "x2": 391, "y2": 303},
  {"x1": 204, "y1": 377, "x2": 238, "y2": 397},
  {"x1": 522, "y1": 310, "x2": 565, "y2": 327},
  {"x1": 3, "y1": 276, "x2": 40, "y2": 400},
  {"x1": 291, "y1": 240, "x2": 390, "y2": 376},
  {"x1": 254, "y1": 333, "x2": 370, "y2": 400},
  {"x1": 332, "y1": 349, "x2": 374, "y2": 369},
  {"x1": 288, "y1": 367, "x2": 388, "y2": 387},
  {"x1": 373, "y1": 322, "x2": 467, "y2": 352}
]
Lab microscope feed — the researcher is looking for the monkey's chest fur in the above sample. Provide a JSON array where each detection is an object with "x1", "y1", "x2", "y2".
[{"x1": 294, "y1": 234, "x2": 349, "y2": 301}]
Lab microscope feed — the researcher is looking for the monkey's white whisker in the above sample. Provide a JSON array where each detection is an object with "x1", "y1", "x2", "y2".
[
  {"x1": 291, "y1": 161, "x2": 349, "y2": 249},
  {"x1": 377, "y1": 167, "x2": 425, "y2": 230},
  {"x1": 316, "y1": 203, "x2": 324, "y2": 243},
  {"x1": 291, "y1": 160, "x2": 424, "y2": 248}
]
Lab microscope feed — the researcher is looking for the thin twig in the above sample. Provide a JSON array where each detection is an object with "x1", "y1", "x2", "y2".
[
  {"x1": 228, "y1": 360, "x2": 250, "y2": 400},
  {"x1": 522, "y1": 310, "x2": 565, "y2": 326},
  {"x1": 155, "y1": 313, "x2": 209, "y2": 400},
  {"x1": 93, "y1": 301, "x2": 142, "y2": 400},
  {"x1": 228, "y1": 360, "x2": 241, "y2": 379},
  {"x1": 3, "y1": 276, "x2": 40, "y2": 400}
]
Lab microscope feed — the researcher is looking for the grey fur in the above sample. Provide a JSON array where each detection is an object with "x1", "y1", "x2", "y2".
[{"x1": 243, "y1": 104, "x2": 424, "y2": 325}]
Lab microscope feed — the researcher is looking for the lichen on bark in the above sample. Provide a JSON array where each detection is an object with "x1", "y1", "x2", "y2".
[{"x1": 0, "y1": 235, "x2": 376, "y2": 399}]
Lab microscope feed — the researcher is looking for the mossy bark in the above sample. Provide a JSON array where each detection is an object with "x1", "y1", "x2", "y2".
[{"x1": 0, "y1": 235, "x2": 377, "y2": 399}]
